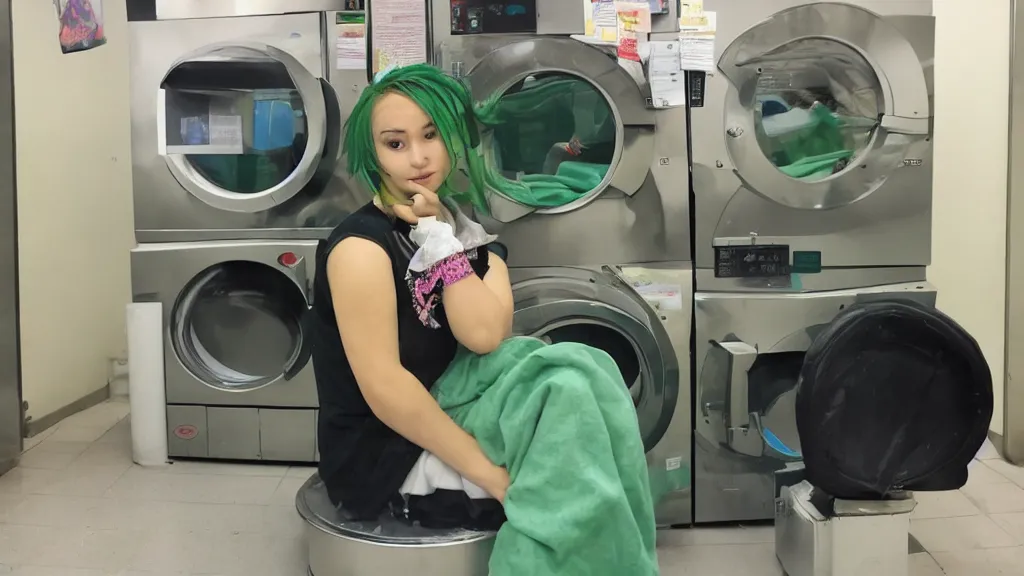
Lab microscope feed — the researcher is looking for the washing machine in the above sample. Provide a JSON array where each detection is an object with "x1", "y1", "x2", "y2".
[
  {"x1": 509, "y1": 264, "x2": 692, "y2": 527},
  {"x1": 128, "y1": 0, "x2": 370, "y2": 243},
  {"x1": 430, "y1": 0, "x2": 690, "y2": 267},
  {"x1": 131, "y1": 240, "x2": 320, "y2": 462},
  {"x1": 688, "y1": 0, "x2": 936, "y2": 523}
]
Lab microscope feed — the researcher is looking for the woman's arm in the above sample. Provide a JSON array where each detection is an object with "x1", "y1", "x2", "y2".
[
  {"x1": 443, "y1": 250, "x2": 514, "y2": 355},
  {"x1": 327, "y1": 237, "x2": 509, "y2": 501}
]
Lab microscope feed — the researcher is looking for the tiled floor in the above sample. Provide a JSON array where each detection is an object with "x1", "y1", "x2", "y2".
[{"x1": 0, "y1": 400, "x2": 1022, "y2": 575}]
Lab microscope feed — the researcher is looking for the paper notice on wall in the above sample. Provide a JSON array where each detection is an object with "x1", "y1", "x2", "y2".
[
  {"x1": 590, "y1": 0, "x2": 619, "y2": 43},
  {"x1": 648, "y1": 40, "x2": 686, "y2": 108},
  {"x1": 679, "y1": 1, "x2": 706, "y2": 26},
  {"x1": 616, "y1": 3, "x2": 650, "y2": 62},
  {"x1": 336, "y1": 13, "x2": 367, "y2": 71},
  {"x1": 370, "y1": 0, "x2": 428, "y2": 74},
  {"x1": 679, "y1": 9, "x2": 717, "y2": 73}
]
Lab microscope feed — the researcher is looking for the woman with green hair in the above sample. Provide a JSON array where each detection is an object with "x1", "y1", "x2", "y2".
[
  {"x1": 306, "y1": 63, "x2": 658, "y2": 575},
  {"x1": 308, "y1": 61, "x2": 513, "y2": 514}
]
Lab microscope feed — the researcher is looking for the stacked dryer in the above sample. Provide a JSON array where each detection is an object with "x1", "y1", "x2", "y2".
[
  {"x1": 127, "y1": 0, "x2": 368, "y2": 462},
  {"x1": 431, "y1": 0, "x2": 694, "y2": 526},
  {"x1": 688, "y1": 0, "x2": 936, "y2": 523}
]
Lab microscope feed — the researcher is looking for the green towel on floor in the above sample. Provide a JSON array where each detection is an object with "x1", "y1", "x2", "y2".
[{"x1": 432, "y1": 337, "x2": 659, "y2": 576}]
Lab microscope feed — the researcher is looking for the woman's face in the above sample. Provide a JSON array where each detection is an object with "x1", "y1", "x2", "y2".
[{"x1": 371, "y1": 91, "x2": 451, "y2": 197}]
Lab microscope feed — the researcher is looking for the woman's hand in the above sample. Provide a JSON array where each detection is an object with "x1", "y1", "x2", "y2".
[
  {"x1": 478, "y1": 464, "x2": 511, "y2": 504},
  {"x1": 392, "y1": 180, "x2": 442, "y2": 224}
]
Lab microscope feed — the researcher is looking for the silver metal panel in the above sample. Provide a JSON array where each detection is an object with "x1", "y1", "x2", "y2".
[
  {"x1": 167, "y1": 405, "x2": 210, "y2": 458},
  {"x1": 0, "y1": 0, "x2": 19, "y2": 476},
  {"x1": 153, "y1": 0, "x2": 350, "y2": 21},
  {"x1": 430, "y1": 32, "x2": 690, "y2": 266},
  {"x1": 509, "y1": 264, "x2": 692, "y2": 527},
  {"x1": 1007, "y1": 0, "x2": 1024, "y2": 464},
  {"x1": 260, "y1": 408, "x2": 317, "y2": 461},
  {"x1": 536, "y1": 2, "x2": 586, "y2": 35},
  {"x1": 692, "y1": 0, "x2": 934, "y2": 275},
  {"x1": 131, "y1": 240, "x2": 320, "y2": 408},
  {"x1": 693, "y1": 281, "x2": 936, "y2": 524},
  {"x1": 130, "y1": 13, "x2": 369, "y2": 241},
  {"x1": 208, "y1": 407, "x2": 261, "y2": 460}
]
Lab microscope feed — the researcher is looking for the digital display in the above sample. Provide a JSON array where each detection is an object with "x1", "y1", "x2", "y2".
[
  {"x1": 450, "y1": 0, "x2": 537, "y2": 34},
  {"x1": 714, "y1": 245, "x2": 791, "y2": 278}
]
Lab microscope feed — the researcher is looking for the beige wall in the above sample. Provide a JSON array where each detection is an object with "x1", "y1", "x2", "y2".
[
  {"x1": 12, "y1": 0, "x2": 134, "y2": 422},
  {"x1": 929, "y1": 0, "x2": 1010, "y2": 434}
]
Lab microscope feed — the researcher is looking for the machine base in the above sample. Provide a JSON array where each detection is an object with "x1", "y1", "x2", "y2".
[
  {"x1": 775, "y1": 481, "x2": 916, "y2": 576},
  {"x1": 297, "y1": 473, "x2": 495, "y2": 576}
]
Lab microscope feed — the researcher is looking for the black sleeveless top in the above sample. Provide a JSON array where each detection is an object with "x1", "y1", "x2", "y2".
[{"x1": 307, "y1": 202, "x2": 505, "y2": 518}]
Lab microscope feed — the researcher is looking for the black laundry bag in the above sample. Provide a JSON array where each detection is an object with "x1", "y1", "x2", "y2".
[{"x1": 795, "y1": 298, "x2": 993, "y2": 500}]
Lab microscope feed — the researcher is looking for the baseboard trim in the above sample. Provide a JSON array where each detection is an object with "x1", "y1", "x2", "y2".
[
  {"x1": 25, "y1": 385, "x2": 110, "y2": 438},
  {"x1": 0, "y1": 457, "x2": 17, "y2": 476}
]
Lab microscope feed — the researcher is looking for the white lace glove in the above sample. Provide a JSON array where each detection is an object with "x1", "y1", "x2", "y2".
[{"x1": 408, "y1": 217, "x2": 466, "y2": 273}]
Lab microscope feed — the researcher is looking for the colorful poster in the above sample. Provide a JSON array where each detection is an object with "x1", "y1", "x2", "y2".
[
  {"x1": 53, "y1": 0, "x2": 106, "y2": 54},
  {"x1": 369, "y1": 0, "x2": 428, "y2": 74}
]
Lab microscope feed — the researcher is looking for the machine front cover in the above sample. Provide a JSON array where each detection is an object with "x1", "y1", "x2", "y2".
[{"x1": 795, "y1": 299, "x2": 993, "y2": 500}]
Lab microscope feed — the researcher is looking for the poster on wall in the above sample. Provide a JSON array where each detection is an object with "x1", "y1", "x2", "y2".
[
  {"x1": 52, "y1": 0, "x2": 107, "y2": 54},
  {"x1": 336, "y1": 13, "x2": 367, "y2": 71},
  {"x1": 369, "y1": 0, "x2": 428, "y2": 75}
]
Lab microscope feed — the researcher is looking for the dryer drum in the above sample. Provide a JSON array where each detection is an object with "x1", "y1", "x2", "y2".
[
  {"x1": 795, "y1": 299, "x2": 994, "y2": 500},
  {"x1": 171, "y1": 261, "x2": 308, "y2": 391}
]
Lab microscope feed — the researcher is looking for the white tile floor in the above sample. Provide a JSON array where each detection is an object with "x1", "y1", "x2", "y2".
[{"x1": 0, "y1": 400, "x2": 1022, "y2": 575}]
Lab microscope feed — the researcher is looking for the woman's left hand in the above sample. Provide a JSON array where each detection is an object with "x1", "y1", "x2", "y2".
[{"x1": 392, "y1": 180, "x2": 442, "y2": 225}]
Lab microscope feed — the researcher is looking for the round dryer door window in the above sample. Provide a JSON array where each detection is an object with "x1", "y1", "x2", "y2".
[
  {"x1": 479, "y1": 72, "x2": 618, "y2": 212},
  {"x1": 512, "y1": 273, "x2": 679, "y2": 452},
  {"x1": 159, "y1": 42, "x2": 328, "y2": 213},
  {"x1": 752, "y1": 39, "x2": 882, "y2": 183},
  {"x1": 170, "y1": 260, "x2": 310, "y2": 391},
  {"x1": 718, "y1": 3, "x2": 932, "y2": 210}
]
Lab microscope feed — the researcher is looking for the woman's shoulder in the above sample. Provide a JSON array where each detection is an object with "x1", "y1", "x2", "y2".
[
  {"x1": 319, "y1": 203, "x2": 407, "y2": 269},
  {"x1": 331, "y1": 202, "x2": 397, "y2": 237}
]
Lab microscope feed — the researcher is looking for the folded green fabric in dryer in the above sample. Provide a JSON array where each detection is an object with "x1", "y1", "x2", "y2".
[
  {"x1": 486, "y1": 161, "x2": 610, "y2": 208},
  {"x1": 432, "y1": 336, "x2": 659, "y2": 576}
]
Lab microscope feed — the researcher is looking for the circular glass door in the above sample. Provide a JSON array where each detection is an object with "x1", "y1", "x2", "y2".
[
  {"x1": 752, "y1": 39, "x2": 882, "y2": 183},
  {"x1": 477, "y1": 72, "x2": 618, "y2": 212},
  {"x1": 512, "y1": 275, "x2": 678, "y2": 452},
  {"x1": 160, "y1": 43, "x2": 328, "y2": 212},
  {"x1": 171, "y1": 261, "x2": 309, "y2": 390},
  {"x1": 718, "y1": 3, "x2": 931, "y2": 210}
]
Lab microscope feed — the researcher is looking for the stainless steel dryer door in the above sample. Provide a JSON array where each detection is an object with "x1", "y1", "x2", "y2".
[
  {"x1": 718, "y1": 2, "x2": 932, "y2": 210},
  {"x1": 131, "y1": 241, "x2": 319, "y2": 408},
  {"x1": 439, "y1": 36, "x2": 657, "y2": 223},
  {"x1": 158, "y1": 38, "x2": 328, "y2": 213},
  {"x1": 510, "y1": 269, "x2": 678, "y2": 452}
]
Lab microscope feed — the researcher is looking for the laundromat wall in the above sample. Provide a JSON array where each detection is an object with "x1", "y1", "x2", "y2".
[
  {"x1": 12, "y1": 0, "x2": 134, "y2": 427},
  {"x1": 5, "y1": 0, "x2": 1017, "y2": 440},
  {"x1": 929, "y1": 0, "x2": 1011, "y2": 437}
]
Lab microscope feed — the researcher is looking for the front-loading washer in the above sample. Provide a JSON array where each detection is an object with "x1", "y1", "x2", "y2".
[
  {"x1": 129, "y1": 0, "x2": 370, "y2": 242},
  {"x1": 131, "y1": 239, "x2": 320, "y2": 462},
  {"x1": 509, "y1": 264, "x2": 692, "y2": 526}
]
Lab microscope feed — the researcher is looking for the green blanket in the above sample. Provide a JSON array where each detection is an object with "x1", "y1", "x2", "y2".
[{"x1": 432, "y1": 337, "x2": 659, "y2": 576}]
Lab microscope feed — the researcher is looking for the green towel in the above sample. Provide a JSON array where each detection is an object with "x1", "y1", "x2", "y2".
[
  {"x1": 488, "y1": 161, "x2": 609, "y2": 208},
  {"x1": 432, "y1": 337, "x2": 659, "y2": 576}
]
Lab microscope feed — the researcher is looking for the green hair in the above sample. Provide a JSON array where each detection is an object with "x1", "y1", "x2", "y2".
[{"x1": 343, "y1": 63, "x2": 490, "y2": 214}]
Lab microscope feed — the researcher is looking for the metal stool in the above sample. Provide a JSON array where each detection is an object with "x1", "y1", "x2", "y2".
[
  {"x1": 295, "y1": 472, "x2": 496, "y2": 576},
  {"x1": 775, "y1": 477, "x2": 916, "y2": 576}
]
